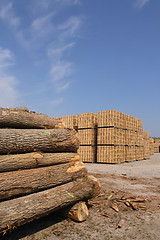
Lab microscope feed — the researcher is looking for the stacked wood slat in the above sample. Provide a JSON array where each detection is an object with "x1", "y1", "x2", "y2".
[
  {"x1": 77, "y1": 113, "x2": 97, "y2": 163},
  {"x1": 97, "y1": 110, "x2": 126, "y2": 163},
  {"x1": 142, "y1": 131, "x2": 150, "y2": 159},
  {"x1": 153, "y1": 139, "x2": 160, "y2": 153},
  {"x1": 62, "y1": 115, "x2": 78, "y2": 130},
  {"x1": 149, "y1": 138, "x2": 154, "y2": 155},
  {"x1": 124, "y1": 114, "x2": 144, "y2": 162},
  {"x1": 97, "y1": 110, "x2": 146, "y2": 163},
  {"x1": 61, "y1": 110, "x2": 153, "y2": 164},
  {"x1": 0, "y1": 108, "x2": 101, "y2": 233}
]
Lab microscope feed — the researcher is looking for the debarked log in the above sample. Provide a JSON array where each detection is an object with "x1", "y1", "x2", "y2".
[
  {"x1": 0, "y1": 108, "x2": 65, "y2": 129},
  {"x1": 0, "y1": 152, "x2": 79, "y2": 172},
  {"x1": 0, "y1": 175, "x2": 101, "y2": 232},
  {"x1": 0, "y1": 128, "x2": 79, "y2": 154},
  {"x1": 0, "y1": 160, "x2": 87, "y2": 201}
]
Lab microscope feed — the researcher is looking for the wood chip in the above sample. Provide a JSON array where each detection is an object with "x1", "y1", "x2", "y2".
[
  {"x1": 118, "y1": 219, "x2": 125, "y2": 228},
  {"x1": 102, "y1": 213, "x2": 111, "y2": 218},
  {"x1": 111, "y1": 204, "x2": 119, "y2": 212}
]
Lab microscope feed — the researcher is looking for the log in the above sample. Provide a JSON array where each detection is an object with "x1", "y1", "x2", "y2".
[
  {"x1": 61, "y1": 201, "x2": 89, "y2": 222},
  {"x1": 0, "y1": 160, "x2": 87, "y2": 201},
  {"x1": 0, "y1": 107, "x2": 64, "y2": 129},
  {"x1": 0, "y1": 175, "x2": 101, "y2": 232},
  {"x1": 0, "y1": 152, "x2": 79, "y2": 172},
  {"x1": 0, "y1": 128, "x2": 79, "y2": 154}
]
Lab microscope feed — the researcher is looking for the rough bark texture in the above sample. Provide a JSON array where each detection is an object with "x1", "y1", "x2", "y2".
[
  {"x1": 61, "y1": 201, "x2": 89, "y2": 222},
  {"x1": 0, "y1": 152, "x2": 79, "y2": 172},
  {"x1": 0, "y1": 175, "x2": 101, "y2": 232},
  {"x1": 0, "y1": 108, "x2": 64, "y2": 129},
  {"x1": 0, "y1": 160, "x2": 87, "y2": 201},
  {"x1": 0, "y1": 128, "x2": 79, "y2": 154}
]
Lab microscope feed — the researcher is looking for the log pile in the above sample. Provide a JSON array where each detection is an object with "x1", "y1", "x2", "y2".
[{"x1": 0, "y1": 108, "x2": 101, "y2": 234}]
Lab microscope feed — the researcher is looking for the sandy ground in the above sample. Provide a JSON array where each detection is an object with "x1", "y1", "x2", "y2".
[{"x1": 2, "y1": 153, "x2": 160, "y2": 240}]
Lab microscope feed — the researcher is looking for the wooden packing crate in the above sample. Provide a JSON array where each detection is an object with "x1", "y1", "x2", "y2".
[
  {"x1": 97, "y1": 127, "x2": 125, "y2": 146},
  {"x1": 154, "y1": 146, "x2": 160, "y2": 153},
  {"x1": 125, "y1": 146, "x2": 136, "y2": 162},
  {"x1": 62, "y1": 115, "x2": 78, "y2": 129},
  {"x1": 78, "y1": 128, "x2": 96, "y2": 145},
  {"x1": 78, "y1": 113, "x2": 97, "y2": 129},
  {"x1": 136, "y1": 146, "x2": 144, "y2": 160},
  {"x1": 125, "y1": 130, "x2": 137, "y2": 146},
  {"x1": 97, "y1": 146, "x2": 125, "y2": 163},
  {"x1": 149, "y1": 138, "x2": 154, "y2": 155},
  {"x1": 125, "y1": 115, "x2": 143, "y2": 132},
  {"x1": 78, "y1": 145, "x2": 96, "y2": 163},
  {"x1": 143, "y1": 130, "x2": 150, "y2": 139},
  {"x1": 98, "y1": 110, "x2": 125, "y2": 129}
]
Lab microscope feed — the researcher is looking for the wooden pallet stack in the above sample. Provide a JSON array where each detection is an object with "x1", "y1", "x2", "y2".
[
  {"x1": 0, "y1": 108, "x2": 101, "y2": 234},
  {"x1": 149, "y1": 138, "x2": 155, "y2": 155},
  {"x1": 154, "y1": 139, "x2": 160, "y2": 153},
  {"x1": 97, "y1": 110, "x2": 145, "y2": 163},
  {"x1": 124, "y1": 114, "x2": 144, "y2": 162},
  {"x1": 97, "y1": 110, "x2": 126, "y2": 163},
  {"x1": 143, "y1": 131, "x2": 150, "y2": 159},
  {"x1": 62, "y1": 115, "x2": 78, "y2": 130},
  {"x1": 77, "y1": 113, "x2": 97, "y2": 163}
]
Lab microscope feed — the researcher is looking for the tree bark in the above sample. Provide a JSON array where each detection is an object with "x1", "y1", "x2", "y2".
[
  {"x1": 0, "y1": 175, "x2": 101, "y2": 232},
  {"x1": 0, "y1": 128, "x2": 79, "y2": 154},
  {"x1": 60, "y1": 201, "x2": 89, "y2": 222},
  {"x1": 0, "y1": 161, "x2": 87, "y2": 201},
  {"x1": 0, "y1": 108, "x2": 64, "y2": 129},
  {"x1": 0, "y1": 152, "x2": 79, "y2": 172}
]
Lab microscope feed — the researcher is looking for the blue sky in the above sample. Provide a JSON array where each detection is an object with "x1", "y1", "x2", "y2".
[{"x1": 0, "y1": 0, "x2": 159, "y2": 137}]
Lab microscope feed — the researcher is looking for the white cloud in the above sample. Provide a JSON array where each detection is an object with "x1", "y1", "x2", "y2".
[
  {"x1": 58, "y1": 16, "x2": 82, "y2": 39},
  {"x1": 31, "y1": 12, "x2": 56, "y2": 37},
  {"x1": 0, "y1": 47, "x2": 14, "y2": 69},
  {"x1": 0, "y1": 74, "x2": 18, "y2": 107},
  {"x1": 0, "y1": 2, "x2": 20, "y2": 27},
  {"x1": 134, "y1": 0, "x2": 150, "y2": 8},
  {"x1": 47, "y1": 42, "x2": 75, "y2": 58},
  {"x1": 50, "y1": 61, "x2": 73, "y2": 83},
  {"x1": 0, "y1": 47, "x2": 19, "y2": 107}
]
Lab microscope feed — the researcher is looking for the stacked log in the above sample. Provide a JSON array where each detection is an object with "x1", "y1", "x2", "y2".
[{"x1": 0, "y1": 108, "x2": 101, "y2": 233}]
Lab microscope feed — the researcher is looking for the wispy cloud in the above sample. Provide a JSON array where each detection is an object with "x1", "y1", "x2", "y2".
[
  {"x1": 58, "y1": 16, "x2": 82, "y2": 39},
  {"x1": 134, "y1": 0, "x2": 150, "y2": 8},
  {"x1": 0, "y1": 47, "x2": 14, "y2": 69},
  {"x1": 50, "y1": 61, "x2": 72, "y2": 82},
  {"x1": 47, "y1": 15, "x2": 82, "y2": 92},
  {"x1": 47, "y1": 42, "x2": 75, "y2": 58},
  {"x1": 31, "y1": 12, "x2": 56, "y2": 37},
  {"x1": 0, "y1": 2, "x2": 20, "y2": 27},
  {"x1": 0, "y1": 47, "x2": 19, "y2": 107}
]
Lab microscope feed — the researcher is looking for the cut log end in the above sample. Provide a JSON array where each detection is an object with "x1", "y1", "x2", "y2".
[{"x1": 62, "y1": 201, "x2": 89, "y2": 222}]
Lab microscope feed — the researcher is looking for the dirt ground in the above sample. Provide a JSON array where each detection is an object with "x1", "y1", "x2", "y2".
[{"x1": 2, "y1": 153, "x2": 160, "y2": 240}]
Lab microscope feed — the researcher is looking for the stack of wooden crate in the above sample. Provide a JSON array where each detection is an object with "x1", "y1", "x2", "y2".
[
  {"x1": 124, "y1": 114, "x2": 144, "y2": 162},
  {"x1": 143, "y1": 131, "x2": 150, "y2": 159},
  {"x1": 62, "y1": 115, "x2": 78, "y2": 130},
  {"x1": 154, "y1": 139, "x2": 160, "y2": 153},
  {"x1": 97, "y1": 110, "x2": 126, "y2": 163},
  {"x1": 97, "y1": 110, "x2": 145, "y2": 163},
  {"x1": 149, "y1": 138, "x2": 155, "y2": 155},
  {"x1": 77, "y1": 113, "x2": 97, "y2": 162}
]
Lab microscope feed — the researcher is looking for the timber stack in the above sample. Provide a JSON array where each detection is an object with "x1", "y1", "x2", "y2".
[
  {"x1": 77, "y1": 113, "x2": 97, "y2": 163},
  {"x1": 0, "y1": 107, "x2": 101, "y2": 234}
]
